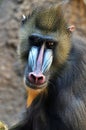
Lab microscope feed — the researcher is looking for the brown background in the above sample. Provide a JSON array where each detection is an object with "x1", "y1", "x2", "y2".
[{"x1": 0, "y1": 0, "x2": 86, "y2": 126}]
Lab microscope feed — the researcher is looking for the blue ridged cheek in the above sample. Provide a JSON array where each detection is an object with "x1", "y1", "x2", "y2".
[
  {"x1": 42, "y1": 49, "x2": 53, "y2": 73},
  {"x1": 28, "y1": 46, "x2": 38, "y2": 71}
]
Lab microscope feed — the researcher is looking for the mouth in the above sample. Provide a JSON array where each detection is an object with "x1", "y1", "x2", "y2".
[{"x1": 25, "y1": 77, "x2": 47, "y2": 89}]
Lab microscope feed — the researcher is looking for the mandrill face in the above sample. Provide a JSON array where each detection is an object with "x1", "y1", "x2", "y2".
[{"x1": 24, "y1": 33, "x2": 55, "y2": 89}]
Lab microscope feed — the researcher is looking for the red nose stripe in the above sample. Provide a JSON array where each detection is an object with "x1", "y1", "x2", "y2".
[{"x1": 35, "y1": 44, "x2": 45, "y2": 73}]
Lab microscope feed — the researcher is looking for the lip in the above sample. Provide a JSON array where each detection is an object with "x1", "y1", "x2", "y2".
[{"x1": 25, "y1": 77, "x2": 47, "y2": 89}]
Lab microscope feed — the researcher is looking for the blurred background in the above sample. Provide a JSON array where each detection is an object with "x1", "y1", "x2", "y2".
[{"x1": 0, "y1": 0, "x2": 86, "y2": 126}]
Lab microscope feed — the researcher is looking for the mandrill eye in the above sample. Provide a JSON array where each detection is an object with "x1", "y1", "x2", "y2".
[
  {"x1": 29, "y1": 35, "x2": 42, "y2": 47},
  {"x1": 46, "y1": 41, "x2": 56, "y2": 49}
]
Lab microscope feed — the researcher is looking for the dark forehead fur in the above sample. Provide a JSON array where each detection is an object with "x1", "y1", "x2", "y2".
[{"x1": 34, "y1": 4, "x2": 67, "y2": 32}]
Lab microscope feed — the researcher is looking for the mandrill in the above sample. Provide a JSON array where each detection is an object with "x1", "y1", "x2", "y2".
[{"x1": 8, "y1": 2, "x2": 86, "y2": 130}]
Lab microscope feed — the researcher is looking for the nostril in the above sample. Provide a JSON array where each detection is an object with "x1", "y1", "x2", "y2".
[
  {"x1": 29, "y1": 73, "x2": 36, "y2": 83},
  {"x1": 28, "y1": 72, "x2": 45, "y2": 84},
  {"x1": 38, "y1": 76, "x2": 43, "y2": 81},
  {"x1": 31, "y1": 74, "x2": 36, "y2": 81},
  {"x1": 38, "y1": 76, "x2": 45, "y2": 83}
]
